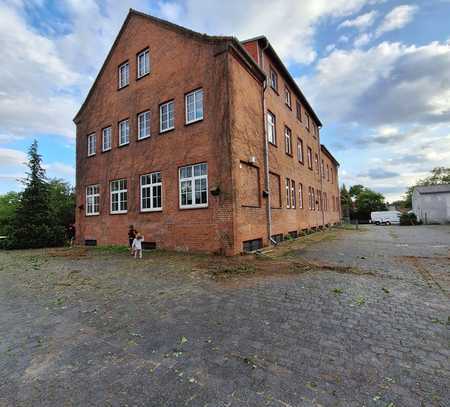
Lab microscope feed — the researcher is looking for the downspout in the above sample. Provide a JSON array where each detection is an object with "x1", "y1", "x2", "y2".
[
  {"x1": 260, "y1": 40, "x2": 275, "y2": 245},
  {"x1": 318, "y1": 127, "x2": 325, "y2": 228}
]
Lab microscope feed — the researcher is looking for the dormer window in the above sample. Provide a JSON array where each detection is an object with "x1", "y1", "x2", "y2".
[
  {"x1": 137, "y1": 49, "x2": 150, "y2": 78},
  {"x1": 118, "y1": 62, "x2": 129, "y2": 88}
]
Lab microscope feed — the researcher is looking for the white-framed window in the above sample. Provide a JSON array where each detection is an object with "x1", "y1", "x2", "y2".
[
  {"x1": 86, "y1": 185, "x2": 100, "y2": 215},
  {"x1": 285, "y1": 178, "x2": 290, "y2": 208},
  {"x1": 179, "y1": 163, "x2": 208, "y2": 208},
  {"x1": 186, "y1": 89, "x2": 204, "y2": 124},
  {"x1": 141, "y1": 172, "x2": 162, "y2": 211},
  {"x1": 270, "y1": 68, "x2": 278, "y2": 91},
  {"x1": 323, "y1": 192, "x2": 328, "y2": 211},
  {"x1": 267, "y1": 111, "x2": 276, "y2": 145},
  {"x1": 291, "y1": 179, "x2": 296, "y2": 209},
  {"x1": 138, "y1": 111, "x2": 150, "y2": 140},
  {"x1": 87, "y1": 133, "x2": 96, "y2": 156},
  {"x1": 119, "y1": 119, "x2": 129, "y2": 146},
  {"x1": 307, "y1": 147, "x2": 313, "y2": 170},
  {"x1": 160, "y1": 100, "x2": 174, "y2": 133},
  {"x1": 296, "y1": 101, "x2": 302, "y2": 121},
  {"x1": 110, "y1": 179, "x2": 127, "y2": 214},
  {"x1": 297, "y1": 138, "x2": 304, "y2": 163},
  {"x1": 285, "y1": 87, "x2": 291, "y2": 108},
  {"x1": 298, "y1": 183, "x2": 303, "y2": 209},
  {"x1": 315, "y1": 154, "x2": 319, "y2": 175},
  {"x1": 285, "y1": 126, "x2": 292, "y2": 155},
  {"x1": 102, "y1": 127, "x2": 112, "y2": 152},
  {"x1": 316, "y1": 189, "x2": 320, "y2": 210},
  {"x1": 312, "y1": 188, "x2": 316, "y2": 210},
  {"x1": 137, "y1": 49, "x2": 150, "y2": 78},
  {"x1": 118, "y1": 62, "x2": 129, "y2": 88},
  {"x1": 306, "y1": 112, "x2": 310, "y2": 131}
]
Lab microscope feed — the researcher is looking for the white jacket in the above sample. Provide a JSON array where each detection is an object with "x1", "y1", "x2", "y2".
[{"x1": 132, "y1": 237, "x2": 143, "y2": 250}]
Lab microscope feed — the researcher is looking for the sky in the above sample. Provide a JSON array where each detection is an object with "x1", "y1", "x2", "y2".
[{"x1": 0, "y1": 0, "x2": 449, "y2": 202}]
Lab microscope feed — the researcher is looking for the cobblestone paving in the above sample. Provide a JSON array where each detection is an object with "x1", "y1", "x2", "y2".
[{"x1": 0, "y1": 225, "x2": 449, "y2": 407}]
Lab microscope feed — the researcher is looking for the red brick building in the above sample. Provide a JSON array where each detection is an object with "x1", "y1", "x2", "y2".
[{"x1": 74, "y1": 9, "x2": 341, "y2": 255}]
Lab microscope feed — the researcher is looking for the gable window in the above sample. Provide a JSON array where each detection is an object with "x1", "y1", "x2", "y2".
[
  {"x1": 298, "y1": 183, "x2": 303, "y2": 209},
  {"x1": 285, "y1": 87, "x2": 292, "y2": 108},
  {"x1": 102, "y1": 127, "x2": 111, "y2": 152},
  {"x1": 270, "y1": 68, "x2": 278, "y2": 91},
  {"x1": 186, "y1": 89, "x2": 204, "y2": 124},
  {"x1": 141, "y1": 172, "x2": 162, "y2": 211},
  {"x1": 305, "y1": 112, "x2": 310, "y2": 131},
  {"x1": 86, "y1": 185, "x2": 100, "y2": 215},
  {"x1": 118, "y1": 62, "x2": 129, "y2": 88},
  {"x1": 297, "y1": 138, "x2": 304, "y2": 163},
  {"x1": 284, "y1": 126, "x2": 292, "y2": 155},
  {"x1": 267, "y1": 111, "x2": 276, "y2": 145},
  {"x1": 87, "y1": 133, "x2": 96, "y2": 156},
  {"x1": 291, "y1": 180, "x2": 296, "y2": 209},
  {"x1": 138, "y1": 111, "x2": 151, "y2": 140},
  {"x1": 179, "y1": 163, "x2": 208, "y2": 208},
  {"x1": 307, "y1": 147, "x2": 313, "y2": 170},
  {"x1": 119, "y1": 119, "x2": 129, "y2": 146},
  {"x1": 160, "y1": 100, "x2": 175, "y2": 132},
  {"x1": 296, "y1": 101, "x2": 302, "y2": 121},
  {"x1": 285, "y1": 178, "x2": 290, "y2": 208},
  {"x1": 137, "y1": 49, "x2": 150, "y2": 78},
  {"x1": 110, "y1": 179, "x2": 127, "y2": 214}
]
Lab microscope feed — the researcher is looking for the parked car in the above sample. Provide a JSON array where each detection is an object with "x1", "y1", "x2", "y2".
[{"x1": 370, "y1": 211, "x2": 401, "y2": 225}]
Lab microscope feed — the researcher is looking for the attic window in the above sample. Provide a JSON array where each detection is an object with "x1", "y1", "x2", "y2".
[{"x1": 118, "y1": 62, "x2": 129, "y2": 88}]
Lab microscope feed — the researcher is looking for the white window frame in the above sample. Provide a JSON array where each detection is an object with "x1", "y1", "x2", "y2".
[
  {"x1": 285, "y1": 178, "x2": 290, "y2": 208},
  {"x1": 297, "y1": 138, "x2": 304, "y2": 163},
  {"x1": 267, "y1": 111, "x2": 276, "y2": 145},
  {"x1": 119, "y1": 119, "x2": 129, "y2": 146},
  {"x1": 291, "y1": 179, "x2": 296, "y2": 209},
  {"x1": 86, "y1": 185, "x2": 100, "y2": 216},
  {"x1": 160, "y1": 100, "x2": 175, "y2": 133},
  {"x1": 270, "y1": 68, "x2": 278, "y2": 91},
  {"x1": 307, "y1": 147, "x2": 313, "y2": 169},
  {"x1": 118, "y1": 62, "x2": 129, "y2": 89},
  {"x1": 137, "y1": 49, "x2": 150, "y2": 78},
  {"x1": 185, "y1": 89, "x2": 204, "y2": 124},
  {"x1": 102, "y1": 127, "x2": 112, "y2": 152},
  {"x1": 87, "y1": 133, "x2": 96, "y2": 156},
  {"x1": 285, "y1": 87, "x2": 291, "y2": 108},
  {"x1": 140, "y1": 172, "x2": 162, "y2": 212},
  {"x1": 110, "y1": 179, "x2": 128, "y2": 214},
  {"x1": 299, "y1": 183, "x2": 303, "y2": 209},
  {"x1": 285, "y1": 126, "x2": 292, "y2": 155},
  {"x1": 179, "y1": 163, "x2": 208, "y2": 209},
  {"x1": 138, "y1": 111, "x2": 151, "y2": 140}
]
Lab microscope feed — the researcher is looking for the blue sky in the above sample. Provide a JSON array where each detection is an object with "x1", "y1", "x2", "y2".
[{"x1": 0, "y1": 0, "x2": 449, "y2": 201}]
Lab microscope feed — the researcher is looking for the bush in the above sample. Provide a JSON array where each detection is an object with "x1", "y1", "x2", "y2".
[{"x1": 400, "y1": 212, "x2": 418, "y2": 226}]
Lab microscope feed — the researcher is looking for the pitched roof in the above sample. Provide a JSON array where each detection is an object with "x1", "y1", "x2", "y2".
[
  {"x1": 320, "y1": 144, "x2": 340, "y2": 167},
  {"x1": 73, "y1": 9, "x2": 265, "y2": 123},
  {"x1": 414, "y1": 184, "x2": 450, "y2": 194},
  {"x1": 241, "y1": 36, "x2": 322, "y2": 127}
]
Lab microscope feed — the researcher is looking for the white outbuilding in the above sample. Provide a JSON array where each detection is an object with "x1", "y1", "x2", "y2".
[{"x1": 412, "y1": 184, "x2": 450, "y2": 224}]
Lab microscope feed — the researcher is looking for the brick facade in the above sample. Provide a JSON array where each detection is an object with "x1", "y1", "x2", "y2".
[{"x1": 74, "y1": 10, "x2": 340, "y2": 255}]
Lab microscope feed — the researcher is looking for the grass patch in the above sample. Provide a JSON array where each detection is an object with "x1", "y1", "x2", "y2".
[{"x1": 91, "y1": 245, "x2": 130, "y2": 254}]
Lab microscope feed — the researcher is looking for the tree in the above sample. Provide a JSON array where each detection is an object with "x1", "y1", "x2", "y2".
[
  {"x1": 404, "y1": 167, "x2": 450, "y2": 208},
  {"x1": 0, "y1": 192, "x2": 20, "y2": 235},
  {"x1": 3, "y1": 140, "x2": 66, "y2": 249},
  {"x1": 340, "y1": 184, "x2": 352, "y2": 220},
  {"x1": 48, "y1": 179, "x2": 75, "y2": 230},
  {"x1": 353, "y1": 188, "x2": 387, "y2": 221},
  {"x1": 349, "y1": 184, "x2": 364, "y2": 198}
]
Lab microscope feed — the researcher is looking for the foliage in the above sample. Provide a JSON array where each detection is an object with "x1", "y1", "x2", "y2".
[
  {"x1": 340, "y1": 184, "x2": 352, "y2": 219},
  {"x1": 1, "y1": 140, "x2": 67, "y2": 249},
  {"x1": 0, "y1": 192, "x2": 20, "y2": 236},
  {"x1": 404, "y1": 167, "x2": 450, "y2": 208},
  {"x1": 400, "y1": 212, "x2": 418, "y2": 226},
  {"x1": 48, "y1": 179, "x2": 75, "y2": 230},
  {"x1": 341, "y1": 184, "x2": 386, "y2": 221}
]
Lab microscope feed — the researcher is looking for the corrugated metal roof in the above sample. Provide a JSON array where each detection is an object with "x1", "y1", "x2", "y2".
[{"x1": 414, "y1": 184, "x2": 450, "y2": 194}]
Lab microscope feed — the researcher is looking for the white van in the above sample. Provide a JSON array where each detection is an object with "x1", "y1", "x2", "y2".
[{"x1": 370, "y1": 211, "x2": 401, "y2": 225}]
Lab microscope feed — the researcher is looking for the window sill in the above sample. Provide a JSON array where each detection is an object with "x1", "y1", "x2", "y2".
[
  {"x1": 185, "y1": 117, "x2": 203, "y2": 126},
  {"x1": 285, "y1": 104, "x2": 292, "y2": 110},
  {"x1": 85, "y1": 213, "x2": 99, "y2": 217},
  {"x1": 140, "y1": 208, "x2": 162, "y2": 213},
  {"x1": 285, "y1": 153, "x2": 293, "y2": 157},
  {"x1": 117, "y1": 84, "x2": 129, "y2": 91},
  {"x1": 118, "y1": 142, "x2": 130, "y2": 148},
  {"x1": 179, "y1": 204, "x2": 208, "y2": 210},
  {"x1": 298, "y1": 160, "x2": 304, "y2": 165},
  {"x1": 160, "y1": 127, "x2": 175, "y2": 135},
  {"x1": 136, "y1": 72, "x2": 150, "y2": 81},
  {"x1": 270, "y1": 87, "x2": 279, "y2": 95},
  {"x1": 110, "y1": 211, "x2": 128, "y2": 215},
  {"x1": 269, "y1": 142, "x2": 277, "y2": 148},
  {"x1": 137, "y1": 135, "x2": 151, "y2": 142},
  {"x1": 87, "y1": 153, "x2": 96, "y2": 157},
  {"x1": 102, "y1": 148, "x2": 111, "y2": 153}
]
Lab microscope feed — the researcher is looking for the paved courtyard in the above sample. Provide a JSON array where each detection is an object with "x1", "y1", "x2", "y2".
[{"x1": 0, "y1": 225, "x2": 449, "y2": 407}]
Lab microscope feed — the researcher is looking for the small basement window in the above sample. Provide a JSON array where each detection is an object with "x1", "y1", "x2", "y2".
[
  {"x1": 288, "y1": 231, "x2": 298, "y2": 239},
  {"x1": 142, "y1": 241, "x2": 156, "y2": 250},
  {"x1": 271, "y1": 234, "x2": 283, "y2": 243},
  {"x1": 85, "y1": 239, "x2": 97, "y2": 246},
  {"x1": 243, "y1": 238, "x2": 263, "y2": 252}
]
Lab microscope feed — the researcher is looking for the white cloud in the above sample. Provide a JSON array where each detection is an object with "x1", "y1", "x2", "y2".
[
  {"x1": 354, "y1": 33, "x2": 372, "y2": 47},
  {"x1": 375, "y1": 5, "x2": 418, "y2": 37},
  {"x1": 339, "y1": 10, "x2": 378, "y2": 31}
]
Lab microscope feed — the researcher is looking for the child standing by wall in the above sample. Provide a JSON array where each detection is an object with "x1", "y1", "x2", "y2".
[{"x1": 132, "y1": 233, "x2": 144, "y2": 259}]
